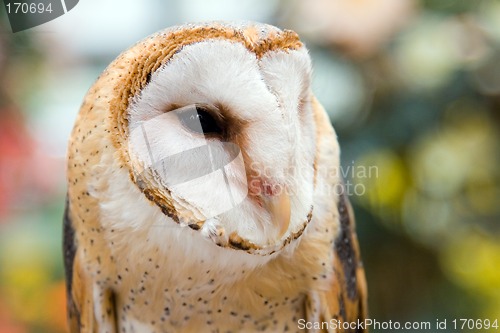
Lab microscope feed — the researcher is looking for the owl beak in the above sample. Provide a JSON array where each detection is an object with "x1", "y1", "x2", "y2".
[{"x1": 261, "y1": 191, "x2": 291, "y2": 238}]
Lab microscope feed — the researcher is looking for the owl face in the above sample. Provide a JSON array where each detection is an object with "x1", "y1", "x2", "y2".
[{"x1": 111, "y1": 23, "x2": 317, "y2": 255}]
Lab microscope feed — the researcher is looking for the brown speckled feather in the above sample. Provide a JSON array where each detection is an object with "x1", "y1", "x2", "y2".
[
  {"x1": 64, "y1": 22, "x2": 368, "y2": 333},
  {"x1": 318, "y1": 192, "x2": 368, "y2": 332},
  {"x1": 305, "y1": 99, "x2": 368, "y2": 333}
]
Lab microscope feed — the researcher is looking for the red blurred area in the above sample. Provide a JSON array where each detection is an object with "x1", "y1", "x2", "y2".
[{"x1": 0, "y1": 108, "x2": 34, "y2": 218}]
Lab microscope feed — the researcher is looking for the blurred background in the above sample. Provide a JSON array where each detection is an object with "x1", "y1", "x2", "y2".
[{"x1": 0, "y1": 0, "x2": 499, "y2": 331}]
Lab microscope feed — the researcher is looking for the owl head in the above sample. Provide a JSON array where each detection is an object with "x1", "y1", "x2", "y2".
[{"x1": 76, "y1": 22, "x2": 330, "y2": 259}]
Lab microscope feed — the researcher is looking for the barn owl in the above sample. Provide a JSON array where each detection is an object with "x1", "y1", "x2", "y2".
[{"x1": 64, "y1": 21, "x2": 367, "y2": 333}]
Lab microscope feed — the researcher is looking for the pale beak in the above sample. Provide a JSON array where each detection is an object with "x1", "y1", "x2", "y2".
[{"x1": 261, "y1": 191, "x2": 291, "y2": 238}]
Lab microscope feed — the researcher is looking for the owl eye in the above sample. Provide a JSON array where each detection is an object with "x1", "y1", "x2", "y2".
[{"x1": 177, "y1": 105, "x2": 223, "y2": 135}]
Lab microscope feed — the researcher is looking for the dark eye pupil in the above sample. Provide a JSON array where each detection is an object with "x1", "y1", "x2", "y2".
[{"x1": 179, "y1": 106, "x2": 222, "y2": 135}]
